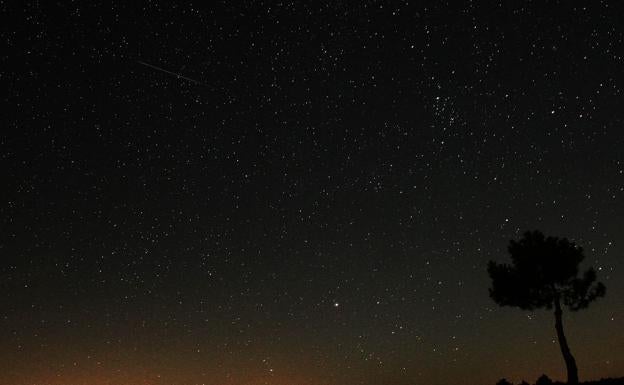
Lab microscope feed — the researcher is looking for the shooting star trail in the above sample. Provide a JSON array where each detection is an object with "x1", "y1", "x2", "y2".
[{"x1": 137, "y1": 60, "x2": 200, "y2": 84}]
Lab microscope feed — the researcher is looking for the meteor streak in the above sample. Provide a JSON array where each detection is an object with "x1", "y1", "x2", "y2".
[{"x1": 137, "y1": 60, "x2": 200, "y2": 84}]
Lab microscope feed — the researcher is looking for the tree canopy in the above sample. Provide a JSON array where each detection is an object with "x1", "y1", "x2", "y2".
[{"x1": 488, "y1": 230, "x2": 605, "y2": 312}]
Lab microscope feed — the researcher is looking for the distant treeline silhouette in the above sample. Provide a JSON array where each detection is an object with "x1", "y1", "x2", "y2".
[
  {"x1": 496, "y1": 374, "x2": 624, "y2": 385},
  {"x1": 496, "y1": 376, "x2": 624, "y2": 385}
]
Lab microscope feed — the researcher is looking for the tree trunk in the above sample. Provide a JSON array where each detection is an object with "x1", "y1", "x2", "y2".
[{"x1": 554, "y1": 297, "x2": 579, "y2": 385}]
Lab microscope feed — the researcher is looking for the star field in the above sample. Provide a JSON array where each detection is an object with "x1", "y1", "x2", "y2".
[{"x1": 2, "y1": 2, "x2": 624, "y2": 385}]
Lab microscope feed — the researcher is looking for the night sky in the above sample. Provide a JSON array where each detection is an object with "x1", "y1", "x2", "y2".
[{"x1": 2, "y1": 2, "x2": 623, "y2": 385}]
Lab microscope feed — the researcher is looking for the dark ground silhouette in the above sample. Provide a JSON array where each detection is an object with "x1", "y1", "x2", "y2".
[{"x1": 495, "y1": 376, "x2": 624, "y2": 385}]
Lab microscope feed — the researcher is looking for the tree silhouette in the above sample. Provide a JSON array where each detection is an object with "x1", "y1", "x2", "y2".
[
  {"x1": 536, "y1": 374, "x2": 554, "y2": 385},
  {"x1": 488, "y1": 230, "x2": 606, "y2": 385}
]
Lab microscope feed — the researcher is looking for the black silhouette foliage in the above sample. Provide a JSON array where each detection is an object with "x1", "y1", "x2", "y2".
[
  {"x1": 497, "y1": 379, "x2": 513, "y2": 385},
  {"x1": 487, "y1": 231, "x2": 605, "y2": 312},
  {"x1": 491, "y1": 377, "x2": 624, "y2": 385},
  {"x1": 536, "y1": 375, "x2": 554, "y2": 385}
]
